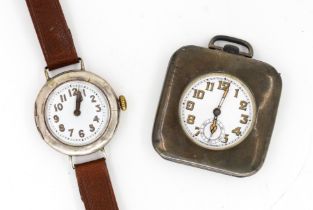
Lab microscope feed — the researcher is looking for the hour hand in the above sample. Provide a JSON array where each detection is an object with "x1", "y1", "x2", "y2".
[
  {"x1": 74, "y1": 90, "x2": 83, "y2": 116},
  {"x1": 210, "y1": 117, "x2": 218, "y2": 134}
]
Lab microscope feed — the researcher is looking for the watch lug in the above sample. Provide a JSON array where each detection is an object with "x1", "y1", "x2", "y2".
[
  {"x1": 44, "y1": 68, "x2": 51, "y2": 80},
  {"x1": 69, "y1": 149, "x2": 107, "y2": 169},
  {"x1": 43, "y1": 58, "x2": 85, "y2": 81}
]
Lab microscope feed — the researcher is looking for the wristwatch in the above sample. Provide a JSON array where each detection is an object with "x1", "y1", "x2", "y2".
[{"x1": 26, "y1": 0, "x2": 126, "y2": 209}]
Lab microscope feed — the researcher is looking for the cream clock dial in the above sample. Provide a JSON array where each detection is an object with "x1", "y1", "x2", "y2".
[
  {"x1": 179, "y1": 73, "x2": 256, "y2": 150},
  {"x1": 45, "y1": 80, "x2": 110, "y2": 146}
]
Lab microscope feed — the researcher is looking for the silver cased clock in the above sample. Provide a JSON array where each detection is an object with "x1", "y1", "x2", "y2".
[
  {"x1": 153, "y1": 35, "x2": 282, "y2": 177},
  {"x1": 34, "y1": 66, "x2": 120, "y2": 156}
]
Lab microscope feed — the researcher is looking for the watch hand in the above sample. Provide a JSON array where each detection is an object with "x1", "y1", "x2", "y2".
[
  {"x1": 74, "y1": 90, "x2": 83, "y2": 116},
  {"x1": 210, "y1": 85, "x2": 230, "y2": 135},
  {"x1": 217, "y1": 86, "x2": 230, "y2": 109},
  {"x1": 210, "y1": 117, "x2": 218, "y2": 135}
]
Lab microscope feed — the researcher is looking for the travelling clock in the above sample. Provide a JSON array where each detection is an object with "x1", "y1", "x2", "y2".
[{"x1": 153, "y1": 35, "x2": 282, "y2": 177}]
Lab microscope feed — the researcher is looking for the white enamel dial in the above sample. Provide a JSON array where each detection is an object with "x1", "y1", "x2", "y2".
[
  {"x1": 45, "y1": 80, "x2": 110, "y2": 146},
  {"x1": 179, "y1": 73, "x2": 256, "y2": 150}
]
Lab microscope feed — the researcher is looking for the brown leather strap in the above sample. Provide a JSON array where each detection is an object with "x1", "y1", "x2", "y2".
[
  {"x1": 75, "y1": 159, "x2": 119, "y2": 210},
  {"x1": 26, "y1": 0, "x2": 79, "y2": 70}
]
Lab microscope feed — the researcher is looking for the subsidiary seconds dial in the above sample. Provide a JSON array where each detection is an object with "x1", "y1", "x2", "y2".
[
  {"x1": 45, "y1": 80, "x2": 110, "y2": 146},
  {"x1": 179, "y1": 73, "x2": 256, "y2": 150}
]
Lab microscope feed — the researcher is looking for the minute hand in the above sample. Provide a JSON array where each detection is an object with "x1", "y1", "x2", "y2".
[
  {"x1": 217, "y1": 87, "x2": 230, "y2": 109},
  {"x1": 210, "y1": 86, "x2": 230, "y2": 135}
]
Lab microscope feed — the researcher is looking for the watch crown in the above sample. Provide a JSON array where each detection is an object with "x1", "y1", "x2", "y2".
[{"x1": 118, "y1": 95, "x2": 127, "y2": 111}]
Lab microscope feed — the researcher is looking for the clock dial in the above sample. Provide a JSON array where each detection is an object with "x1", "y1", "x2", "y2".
[
  {"x1": 179, "y1": 73, "x2": 256, "y2": 150},
  {"x1": 45, "y1": 80, "x2": 110, "y2": 146}
]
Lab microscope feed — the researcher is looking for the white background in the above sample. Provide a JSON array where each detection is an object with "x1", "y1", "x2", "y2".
[{"x1": 0, "y1": 0, "x2": 312, "y2": 209}]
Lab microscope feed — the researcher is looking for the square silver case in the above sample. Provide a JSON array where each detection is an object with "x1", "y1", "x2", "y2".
[{"x1": 153, "y1": 36, "x2": 282, "y2": 177}]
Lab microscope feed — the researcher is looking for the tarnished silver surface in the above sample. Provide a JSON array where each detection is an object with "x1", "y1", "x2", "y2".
[
  {"x1": 153, "y1": 39, "x2": 282, "y2": 177},
  {"x1": 35, "y1": 70, "x2": 120, "y2": 156}
]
